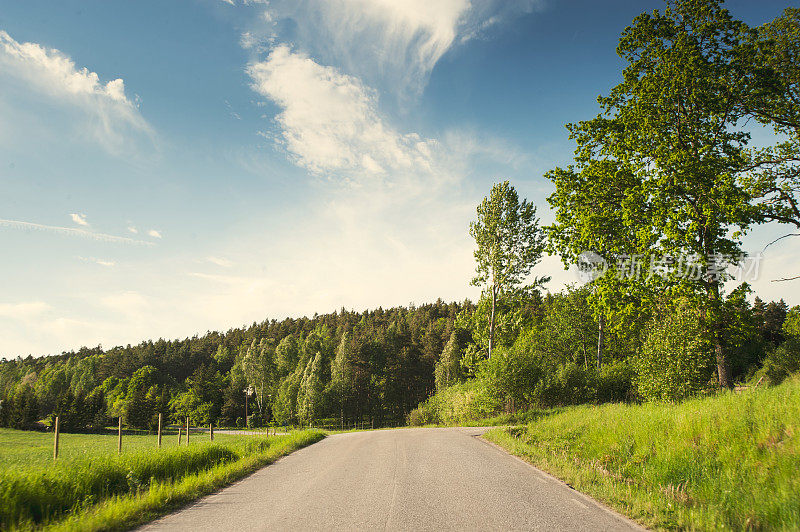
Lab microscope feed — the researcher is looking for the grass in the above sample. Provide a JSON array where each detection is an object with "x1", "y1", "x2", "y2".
[
  {"x1": 0, "y1": 429, "x2": 325, "y2": 531},
  {"x1": 484, "y1": 376, "x2": 800, "y2": 531},
  {"x1": 0, "y1": 428, "x2": 218, "y2": 469}
]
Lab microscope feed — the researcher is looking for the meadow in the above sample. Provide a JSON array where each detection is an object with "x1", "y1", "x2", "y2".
[
  {"x1": 485, "y1": 376, "x2": 800, "y2": 531},
  {"x1": 0, "y1": 428, "x2": 325, "y2": 530}
]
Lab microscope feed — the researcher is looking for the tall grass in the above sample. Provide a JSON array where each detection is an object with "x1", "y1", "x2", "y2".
[
  {"x1": 485, "y1": 376, "x2": 800, "y2": 530},
  {"x1": 0, "y1": 430, "x2": 324, "y2": 530}
]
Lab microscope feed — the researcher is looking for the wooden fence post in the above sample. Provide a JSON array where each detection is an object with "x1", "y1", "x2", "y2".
[
  {"x1": 178, "y1": 427, "x2": 182, "y2": 445},
  {"x1": 117, "y1": 417, "x2": 123, "y2": 455},
  {"x1": 53, "y1": 416, "x2": 60, "y2": 460},
  {"x1": 186, "y1": 417, "x2": 190, "y2": 445},
  {"x1": 157, "y1": 413, "x2": 162, "y2": 448},
  {"x1": 210, "y1": 423, "x2": 214, "y2": 441}
]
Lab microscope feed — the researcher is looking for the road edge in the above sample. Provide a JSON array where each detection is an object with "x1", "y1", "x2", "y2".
[{"x1": 476, "y1": 432, "x2": 648, "y2": 531}]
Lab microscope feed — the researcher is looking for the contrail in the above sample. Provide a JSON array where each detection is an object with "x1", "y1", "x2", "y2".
[{"x1": 0, "y1": 219, "x2": 155, "y2": 246}]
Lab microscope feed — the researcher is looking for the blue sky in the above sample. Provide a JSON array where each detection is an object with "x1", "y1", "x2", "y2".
[{"x1": 0, "y1": 0, "x2": 797, "y2": 357}]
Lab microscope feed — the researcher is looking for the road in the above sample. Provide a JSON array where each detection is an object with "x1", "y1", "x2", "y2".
[{"x1": 141, "y1": 427, "x2": 643, "y2": 531}]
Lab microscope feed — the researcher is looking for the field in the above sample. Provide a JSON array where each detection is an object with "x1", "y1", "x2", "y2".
[
  {"x1": 0, "y1": 428, "x2": 231, "y2": 469},
  {"x1": 0, "y1": 428, "x2": 325, "y2": 531},
  {"x1": 485, "y1": 376, "x2": 800, "y2": 531}
]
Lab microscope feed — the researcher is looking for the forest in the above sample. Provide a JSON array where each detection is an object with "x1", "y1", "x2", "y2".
[{"x1": 2, "y1": 1, "x2": 800, "y2": 433}]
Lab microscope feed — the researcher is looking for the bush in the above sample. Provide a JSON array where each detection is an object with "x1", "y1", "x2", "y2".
[
  {"x1": 763, "y1": 339, "x2": 800, "y2": 385},
  {"x1": 407, "y1": 380, "x2": 502, "y2": 426},
  {"x1": 533, "y1": 362, "x2": 596, "y2": 407},
  {"x1": 596, "y1": 359, "x2": 634, "y2": 403},
  {"x1": 635, "y1": 302, "x2": 713, "y2": 401}
]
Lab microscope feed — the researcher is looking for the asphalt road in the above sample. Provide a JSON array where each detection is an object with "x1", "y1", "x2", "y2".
[{"x1": 141, "y1": 427, "x2": 643, "y2": 531}]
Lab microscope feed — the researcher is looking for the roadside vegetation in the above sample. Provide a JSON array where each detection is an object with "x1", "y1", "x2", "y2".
[
  {"x1": 0, "y1": 429, "x2": 324, "y2": 531},
  {"x1": 485, "y1": 377, "x2": 800, "y2": 530}
]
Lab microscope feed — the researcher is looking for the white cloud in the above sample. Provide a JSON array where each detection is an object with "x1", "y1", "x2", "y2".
[
  {"x1": 248, "y1": 45, "x2": 440, "y2": 183},
  {"x1": 0, "y1": 301, "x2": 52, "y2": 319},
  {"x1": 147, "y1": 229, "x2": 162, "y2": 238},
  {"x1": 0, "y1": 218, "x2": 155, "y2": 246},
  {"x1": 77, "y1": 256, "x2": 116, "y2": 267},
  {"x1": 70, "y1": 213, "x2": 89, "y2": 227},
  {"x1": 127, "y1": 226, "x2": 138, "y2": 234},
  {"x1": 0, "y1": 30, "x2": 152, "y2": 151},
  {"x1": 251, "y1": 1, "x2": 546, "y2": 97},
  {"x1": 206, "y1": 256, "x2": 234, "y2": 267}
]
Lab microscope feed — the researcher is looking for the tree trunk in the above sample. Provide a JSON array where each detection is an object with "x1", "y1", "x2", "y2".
[
  {"x1": 596, "y1": 313, "x2": 605, "y2": 370},
  {"x1": 708, "y1": 279, "x2": 732, "y2": 388},
  {"x1": 488, "y1": 286, "x2": 497, "y2": 358}
]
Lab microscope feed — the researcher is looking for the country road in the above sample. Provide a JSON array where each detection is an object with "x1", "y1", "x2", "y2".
[{"x1": 141, "y1": 427, "x2": 643, "y2": 531}]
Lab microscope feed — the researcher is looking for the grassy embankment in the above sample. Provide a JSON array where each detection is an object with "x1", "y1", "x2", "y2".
[
  {"x1": 0, "y1": 429, "x2": 325, "y2": 531},
  {"x1": 485, "y1": 376, "x2": 800, "y2": 530}
]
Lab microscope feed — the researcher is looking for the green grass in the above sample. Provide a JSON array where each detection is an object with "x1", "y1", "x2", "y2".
[
  {"x1": 0, "y1": 429, "x2": 325, "y2": 531},
  {"x1": 0, "y1": 429, "x2": 221, "y2": 469},
  {"x1": 484, "y1": 376, "x2": 800, "y2": 531}
]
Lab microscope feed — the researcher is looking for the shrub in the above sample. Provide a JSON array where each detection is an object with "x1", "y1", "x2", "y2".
[
  {"x1": 407, "y1": 380, "x2": 502, "y2": 426},
  {"x1": 763, "y1": 339, "x2": 800, "y2": 385},
  {"x1": 532, "y1": 362, "x2": 596, "y2": 407},
  {"x1": 596, "y1": 359, "x2": 634, "y2": 403},
  {"x1": 635, "y1": 302, "x2": 713, "y2": 401}
]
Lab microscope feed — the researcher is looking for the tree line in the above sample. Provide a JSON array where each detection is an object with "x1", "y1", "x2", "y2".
[{"x1": 0, "y1": 301, "x2": 472, "y2": 431}]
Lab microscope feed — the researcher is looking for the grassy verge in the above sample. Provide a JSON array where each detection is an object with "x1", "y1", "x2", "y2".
[
  {"x1": 484, "y1": 377, "x2": 800, "y2": 531},
  {"x1": 2, "y1": 430, "x2": 324, "y2": 531}
]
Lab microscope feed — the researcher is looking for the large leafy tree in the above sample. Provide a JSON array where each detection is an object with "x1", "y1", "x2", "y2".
[
  {"x1": 547, "y1": 0, "x2": 799, "y2": 388},
  {"x1": 470, "y1": 181, "x2": 546, "y2": 358}
]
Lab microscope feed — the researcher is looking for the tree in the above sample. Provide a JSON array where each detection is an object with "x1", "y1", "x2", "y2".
[
  {"x1": 330, "y1": 332, "x2": 356, "y2": 427},
  {"x1": 297, "y1": 353, "x2": 324, "y2": 425},
  {"x1": 745, "y1": 8, "x2": 800, "y2": 231},
  {"x1": 469, "y1": 181, "x2": 546, "y2": 358},
  {"x1": 434, "y1": 328, "x2": 470, "y2": 391},
  {"x1": 241, "y1": 339, "x2": 276, "y2": 423},
  {"x1": 124, "y1": 366, "x2": 157, "y2": 429},
  {"x1": 547, "y1": 0, "x2": 799, "y2": 388}
]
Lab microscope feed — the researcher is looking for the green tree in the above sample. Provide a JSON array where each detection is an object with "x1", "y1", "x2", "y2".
[
  {"x1": 297, "y1": 353, "x2": 323, "y2": 425},
  {"x1": 241, "y1": 339, "x2": 276, "y2": 422},
  {"x1": 434, "y1": 328, "x2": 470, "y2": 391},
  {"x1": 547, "y1": 0, "x2": 799, "y2": 388},
  {"x1": 469, "y1": 181, "x2": 546, "y2": 358},
  {"x1": 330, "y1": 332, "x2": 356, "y2": 427},
  {"x1": 124, "y1": 366, "x2": 157, "y2": 429}
]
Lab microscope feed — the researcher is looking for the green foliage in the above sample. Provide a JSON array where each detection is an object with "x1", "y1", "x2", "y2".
[
  {"x1": 469, "y1": 180, "x2": 546, "y2": 358},
  {"x1": 297, "y1": 353, "x2": 324, "y2": 424},
  {"x1": 407, "y1": 380, "x2": 502, "y2": 426},
  {"x1": 434, "y1": 328, "x2": 469, "y2": 391},
  {"x1": 0, "y1": 301, "x2": 471, "y2": 432},
  {"x1": 762, "y1": 306, "x2": 800, "y2": 385},
  {"x1": 486, "y1": 376, "x2": 800, "y2": 530},
  {"x1": 635, "y1": 302, "x2": 714, "y2": 401},
  {"x1": 546, "y1": 0, "x2": 800, "y2": 388}
]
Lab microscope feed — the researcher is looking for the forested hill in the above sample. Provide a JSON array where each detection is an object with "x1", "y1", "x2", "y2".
[{"x1": 0, "y1": 299, "x2": 474, "y2": 431}]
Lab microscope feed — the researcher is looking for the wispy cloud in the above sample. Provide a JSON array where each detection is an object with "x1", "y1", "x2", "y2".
[
  {"x1": 249, "y1": 1, "x2": 546, "y2": 98},
  {"x1": 127, "y1": 226, "x2": 138, "y2": 234},
  {"x1": 0, "y1": 30, "x2": 152, "y2": 152},
  {"x1": 77, "y1": 256, "x2": 116, "y2": 267},
  {"x1": 70, "y1": 213, "x2": 89, "y2": 227},
  {"x1": 206, "y1": 256, "x2": 234, "y2": 267},
  {"x1": 0, "y1": 219, "x2": 155, "y2": 246},
  {"x1": 0, "y1": 301, "x2": 52, "y2": 319},
  {"x1": 147, "y1": 229, "x2": 162, "y2": 238}
]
